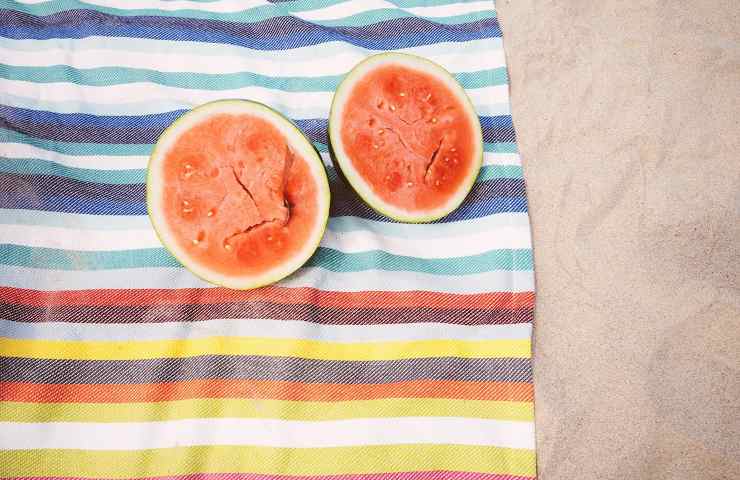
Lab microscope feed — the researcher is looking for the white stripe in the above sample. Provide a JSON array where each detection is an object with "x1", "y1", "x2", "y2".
[
  {"x1": 0, "y1": 39, "x2": 505, "y2": 76},
  {"x1": 0, "y1": 417, "x2": 535, "y2": 450},
  {"x1": 294, "y1": 0, "x2": 398, "y2": 20},
  {"x1": 0, "y1": 208, "x2": 531, "y2": 237},
  {"x1": 483, "y1": 152, "x2": 520, "y2": 166},
  {"x1": 0, "y1": 265, "x2": 534, "y2": 293},
  {"x1": 14, "y1": 0, "x2": 269, "y2": 12},
  {"x1": 0, "y1": 143, "x2": 147, "y2": 170},
  {"x1": 0, "y1": 319, "x2": 533, "y2": 342},
  {"x1": 0, "y1": 78, "x2": 509, "y2": 119},
  {"x1": 0, "y1": 37, "x2": 503, "y2": 58},
  {"x1": 295, "y1": 1, "x2": 493, "y2": 21},
  {"x1": 406, "y1": 1, "x2": 495, "y2": 18},
  {"x1": 7, "y1": 319, "x2": 533, "y2": 342},
  {"x1": 0, "y1": 223, "x2": 531, "y2": 256}
]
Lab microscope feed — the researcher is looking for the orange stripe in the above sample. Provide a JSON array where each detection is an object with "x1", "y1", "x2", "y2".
[
  {"x1": 0, "y1": 380, "x2": 534, "y2": 403},
  {"x1": 0, "y1": 287, "x2": 534, "y2": 310}
]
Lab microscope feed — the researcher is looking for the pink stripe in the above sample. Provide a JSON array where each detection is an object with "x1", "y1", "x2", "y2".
[{"x1": 10, "y1": 473, "x2": 535, "y2": 480}]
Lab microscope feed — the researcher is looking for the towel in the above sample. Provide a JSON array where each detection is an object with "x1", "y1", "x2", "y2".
[{"x1": 0, "y1": 0, "x2": 536, "y2": 478}]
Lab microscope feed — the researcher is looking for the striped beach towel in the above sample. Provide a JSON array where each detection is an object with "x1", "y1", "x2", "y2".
[{"x1": 0, "y1": 0, "x2": 536, "y2": 479}]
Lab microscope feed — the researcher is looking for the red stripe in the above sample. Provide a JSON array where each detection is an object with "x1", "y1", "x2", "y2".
[
  {"x1": 0, "y1": 287, "x2": 534, "y2": 310},
  {"x1": 0, "y1": 380, "x2": 534, "y2": 403},
  {"x1": 6, "y1": 474, "x2": 535, "y2": 480}
]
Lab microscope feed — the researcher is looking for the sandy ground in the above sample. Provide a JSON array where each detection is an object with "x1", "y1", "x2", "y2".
[{"x1": 495, "y1": 1, "x2": 740, "y2": 478}]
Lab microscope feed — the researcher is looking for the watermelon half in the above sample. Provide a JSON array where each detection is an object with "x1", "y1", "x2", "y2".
[
  {"x1": 147, "y1": 100, "x2": 330, "y2": 290},
  {"x1": 329, "y1": 53, "x2": 483, "y2": 223}
]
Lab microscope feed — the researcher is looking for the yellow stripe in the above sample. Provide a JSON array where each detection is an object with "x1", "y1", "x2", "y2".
[
  {"x1": 0, "y1": 398, "x2": 534, "y2": 423},
  {"x1": 0, "y1": 337, "x2": 531, "y2": 360},
  {"x1": 0, "y1": 445, "x2": 536, "y2": 477}
]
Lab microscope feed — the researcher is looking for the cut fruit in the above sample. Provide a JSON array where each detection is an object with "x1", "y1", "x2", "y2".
[
  {"x1": 147, "y1": 100, "x2": 330, "y2": 290},
  {"x1": 329, "y1": 53, "x2": 483, "y2": 223}
]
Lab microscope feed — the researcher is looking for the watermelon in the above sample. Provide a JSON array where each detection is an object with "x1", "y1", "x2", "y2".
[
  {"x1": 147, "y1": 100, "x2": 330, "y2": 290},
  {"x1": 329, "y1": 53, "x2": 483, "y2": 223}
]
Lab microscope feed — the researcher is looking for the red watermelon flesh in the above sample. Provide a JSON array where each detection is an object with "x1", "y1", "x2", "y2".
[
  {"x1": 337, "y1": 62, "x2": 480, "y2": 217},
  {"x1": 159, "y1": 113, "x2": 321, "y2": 277}
]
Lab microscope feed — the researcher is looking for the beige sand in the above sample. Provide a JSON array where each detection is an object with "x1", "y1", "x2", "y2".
[{"x1": 496, "y1": 1, "x2": 740, "y2": 478}]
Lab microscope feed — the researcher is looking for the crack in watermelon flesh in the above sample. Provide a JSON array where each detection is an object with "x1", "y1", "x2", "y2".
[
  {"x1": 340, "y1": 64, "x2": 477, "y2": 212},
  {"x1": 161, "y1": 113, "x2": 319, "y2": 276}
]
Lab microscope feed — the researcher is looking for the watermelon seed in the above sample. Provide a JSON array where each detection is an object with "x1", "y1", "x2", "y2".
[
  {"x1": 372, "y1": 144, "x2": 379, "y2": 149},
  {"x1": 182, "y1": 200, "x2": 194, "y2": 214},
  {"x1": 377, "y1": 129, "x2": 385, "y2": 135},
  {"x1": 376, "y1": 100, "x2": 384, "y2": 109},
  {"x1": 182, "y1": 163, "x2": 195, "y2": 179},
  {"x1": 435, "y1": 180, "x2": 441, "y2": 187},
  {"x1": 267, "y1": 235, "x2": 273, "y2": 241},
  {"x1": 389, "y1": 104, "x2": 397, "y2": 112},
  {"x1": 431, "y1": 117, "x2": 438, "y2": 124},
  {"x1": 192, "y1": 231, "x2": 205, "y2": 246},
  {"x1": 368, "y1": 118, "x2": 376, "y2": 127},
  {"x1": 444, "y1": 157, "x2": 450, "y2": 163},
  {"x1": 450, "y1": 147, "x2": 457, "y2": 152},
  {"x1": 399, "y1": 92, "x2": 406, "y2": 97},
  {"x1": 206, "y1": 209, "x2": 215, "y2": 217},
  {"x1": 223, "y1": 242, "x2": 233, "y2": 251},
  {"x1": 424, "y1": 93, "x2": 432, "y2": 101},
  {"x1": 406, "y1": 182, "x2": 414, "y2": 187}
]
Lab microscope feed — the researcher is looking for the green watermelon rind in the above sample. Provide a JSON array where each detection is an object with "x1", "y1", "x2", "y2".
[
  {"x1": 147, "y1": 99, "x2": 331, "y2": 290},
  {"x1": 329, "y1": 52, "x2": 484, "y2": 223}
]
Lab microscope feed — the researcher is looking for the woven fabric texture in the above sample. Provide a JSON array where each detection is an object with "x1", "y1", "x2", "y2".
[{"x1": 0, "y1": 0, "x2": 536, "y2": 478}]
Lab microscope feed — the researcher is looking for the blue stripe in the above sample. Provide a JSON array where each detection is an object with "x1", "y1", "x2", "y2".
[
  {"x1": 0, "y1": 193, "x2": 527, "y2": 219},
  {"x1": 0, "y1": 171, "x2": 527, "y2": 220},
  {"x1": 0, "y1": 105, "x2": 515, "y2": 145},
  {"x1": 0, "y1": 10, "x2": 501, "y2": 51},
  {"x1": 0, "y1": 158, "x2": 521, "y2": 185}
]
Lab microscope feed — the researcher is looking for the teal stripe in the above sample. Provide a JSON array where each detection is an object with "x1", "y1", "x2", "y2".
[
  {"x1": 0, "y1": 64, "x2": 507, "y2": 92},
  {"x1": 0, "y1": 157, "x2": 521, "y2": 185},
  {"x1": 304, "y1": 10, "x2": 494, "y2": 28},
  {"x1": 1, "y1": 0, "x2": 494, "y2": 26},
  {"x1": 0, "y1": 244, "x2": 532, "y2": 273},
  {"x1": 0, "y1": 129, "x2": 151, "y2": 156},
  {"x1": 0, "y1": 265, "x2": 531, "y2": 293},
  {"x1": 0, "y1": 64, "x2": 340, "y2": 92},
  {"x1": 485, "y1": 142, "x2": 518, "y2": 154},
  {"x1": 0, "y1": 208, "x2": 531, "y2": 239},
  {"x1": 0, "y1": 158, "x2": 145, "y2": 184},
  {"x1": 477, "y1": 164, "x2": 523, "y2": 181},
  {"x1": 1, "y1": 130, "x2": 513, "y2": 157}
]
